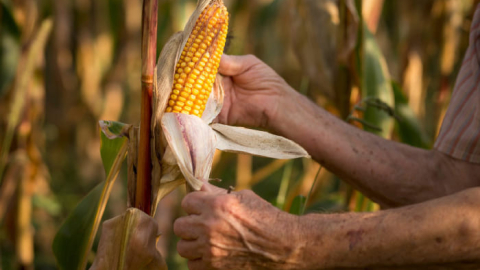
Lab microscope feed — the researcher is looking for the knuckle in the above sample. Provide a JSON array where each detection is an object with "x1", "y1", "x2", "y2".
[{"x1": 173, "y1": 218, "x2": 184, "y2": 236}]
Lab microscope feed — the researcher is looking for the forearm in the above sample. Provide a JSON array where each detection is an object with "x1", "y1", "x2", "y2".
[
  {"x1": 294, "y1": 187, "x2": 480, "y2": 269},
  {"x1": 270, "y1": 89, "x2": 480, "y2": 206}
]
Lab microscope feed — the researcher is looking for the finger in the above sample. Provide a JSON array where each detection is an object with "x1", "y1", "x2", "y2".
[
  {"x1": 173, "y1": 215, "x2": 203, "y2": 240},
  {"x1": 177, "y1": 239, "x2": 204, "y2": 260},
  {"x1": 219, "y1": 54, "x2": 259, "y2": 76},
  {"x1": 181, "y1": 191, "x2": 209, "y2": 215},
  {"x1": 187, "y1": 259, "x2": 204, "y2": 270},
  {"x1": 201, "y1": 182, "x2": 227, "y2": 194}
]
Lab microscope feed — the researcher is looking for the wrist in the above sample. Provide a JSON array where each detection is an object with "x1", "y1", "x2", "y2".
[{"x1": 267, "y1": 84, "x2": 304, "y2": 135}]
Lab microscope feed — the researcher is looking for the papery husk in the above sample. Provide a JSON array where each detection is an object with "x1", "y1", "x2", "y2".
[
  {"x1": 202, "y1": 74, "x2": 225, "y2": 124},
  {"x1": 161, "y1": 113, "x2": 217, "y2": 190},
  {"x1": 212, "y1": 123, "x2": 310, "y2": 159},
  {"x1": 89, "y1": 208, "x2": 167, "y2": 270}
]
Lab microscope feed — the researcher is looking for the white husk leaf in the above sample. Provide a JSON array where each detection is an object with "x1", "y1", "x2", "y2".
[
  {"x1": 202, "y1": 74, "x2": 225, "y2": 124},
  {"x1": 212, "y1": 123, "x2": 310, "y2": 159},
  {"x1": 161, "y1": 113, "x2": 217, "y2": 190}
]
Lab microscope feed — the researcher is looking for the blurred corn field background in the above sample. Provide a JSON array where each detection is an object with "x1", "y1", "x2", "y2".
[{"x1": 0, "y1": 0, "x2": 478, "y2": 269}]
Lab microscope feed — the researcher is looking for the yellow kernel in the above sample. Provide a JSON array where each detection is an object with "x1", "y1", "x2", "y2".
[
  {"x1": 187, "y1": 78, "x2": 195, "y2": 84},
  {"x1": 186, "y1": 100, "x2": 194, "y2": 106},
  {"x1": 184, "y1": 67, "x2": 192, "y2": 73},
  {"x1": 189, "y1": 95, "x2": 196, "y2": 101},
  {"x1": 192, "y1": 89, "x2": 200, "y2": 95},
  {"x1": 178, "y1": 96, "x2": 187, "y2": 102},
  {"x1": 198, "y1": 35, "x2": 204, "y2": 40},
  {"x1": 168, "y1": 100, "x2": 175, "y2": 106},
  {"x1": 194, "y1": 105, "x2": 201, "y2": 110},
  {"x1": 187, "y1": 52, "x2": 194, "y2": 57},
  {"x1": 194, "y1": 38, "x2": 201, "y2": 44},
  {"x1": 173, "y1": 106, "x2": 182, "y2": 111},
  {"x1": 175, "y1": 84, "x2": 182, "y2": 89},
  {"x1": 166, "y1": 107, "x2": 173, "y2": 112},
  {"x1": 180, "y1": 73, "x2": 187, "y2": 79},
  {"x1": 193, "y1": 69, "x2": 201, "y2": 75},
  {"x1": 193, "y1": 109, "x2": 200, "y2": 115},
  {"x1": 192, "y1": 43, "x2": 199, "y2": 48},
  {"x1": 184, "y1": 106, "x2": 192, "y2": 111},
  {"x1": 197, "y1": 79, "x2": 204, "y2": 85},
  {"x1": 176, "y1": 101, "x2": 185, "y2": 107},
  {"x1": 170, "y1": 94, "x2": 178, "y2": 100},
  {"x1": 199, "y1": 75, "x2": 206, "y2": 80},
  {"x1": 184, "y1": 87, "x2": 192, "y2": 93},
  {"x1": 199, "y1": 61, "x2": 206, "y2": 67},
  {"x1": 180, "y1": 92, "x2": 190, "y2": 98},
  {"x1": 174, "y1": 74, "x2": 180, "y2": 79},
  {"x1": 188, "y1": 62, "x2": 195, "y2": 68},
  {"x1": 195, "y1": 52, "x2": 202, "y2": 57},
  {"x1": 192, "y1": 57, "x2": 199, "y2": 62},
  {"x1": 173, "y1": 90, "x2": 180, "y2": 95},
  {"x1": 181, "y1": 62, "x2": 187, "y2": 68},
  {"x1": 190, "y1": 74, "x2": 198, "y2": 80},
  {"x1": 185, "y1": 83, "x2": 193, "y2": 89},
  {"x1": 177, "y1": 68, "x2": 184, "y2": 74},
  {"x1": 194, "y1": 84, "x2": 202, "y2": 89},
  {"x1": 185, "y1": 57, "x2": 191, "y2": 62},
  {"x1": 177, "y1": 78, "x2": 185, "y2": 84},
  {"x1": 181, "y1": 110, "x2": 190, "y2": 114}
]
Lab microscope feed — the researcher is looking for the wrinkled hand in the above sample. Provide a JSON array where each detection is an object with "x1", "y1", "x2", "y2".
[
  {"x1": 217, "y1": 54, "x2": 296, "y2": 130},
  {"x1": 174, "y1": 183, "x2": 302, "y2": 270}
]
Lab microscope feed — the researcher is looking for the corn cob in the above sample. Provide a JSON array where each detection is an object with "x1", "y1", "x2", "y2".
[{"x1": 165, "y1": 2, "x2": 228, "y2": 118}]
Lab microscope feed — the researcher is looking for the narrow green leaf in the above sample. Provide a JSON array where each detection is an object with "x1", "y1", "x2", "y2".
[
  {"x1": 289, "y1": 195, "x2": 306, "y2": 215},
  {"x1": 392, "y1": 81, "x2": 431, "y2": 149},
  {"x1": 361, "y1": 25, "x2": 395, "y2": 138},
  {"x1": 53, "y1": 128, "x2": 128, "y2": 270}
]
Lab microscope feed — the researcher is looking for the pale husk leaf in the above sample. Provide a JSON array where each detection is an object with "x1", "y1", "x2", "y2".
[
  {"x1": 211, "y1": 123, "x2": 310, "y2": 159},
  {"x1": 202, "y1": 74, "x2": 225, "y2": 124},
  {"x1": 89, "y1": 208, "x2": 167, "y2": 270},
  {"x1": 161, "y1": 113, "x2": 217, "y2": 190}
]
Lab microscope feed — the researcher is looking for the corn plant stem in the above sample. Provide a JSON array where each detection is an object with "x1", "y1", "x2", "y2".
[{"x1": 136, "y1": 0, "x2": 158, "y2": 215}]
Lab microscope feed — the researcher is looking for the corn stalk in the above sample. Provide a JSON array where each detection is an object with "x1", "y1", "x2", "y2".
[{"x1": 136, "y1": 0, "x2": 158, "y2": 215}]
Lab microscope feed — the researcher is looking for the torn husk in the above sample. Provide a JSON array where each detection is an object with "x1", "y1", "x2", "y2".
[{"x1": 89, "y1": 208, "x2": 167, "y2": 270}]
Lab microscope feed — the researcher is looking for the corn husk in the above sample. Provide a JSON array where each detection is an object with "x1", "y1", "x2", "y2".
[{"x1": 89, "y1": 208, "x2": 167, "y2": 270}]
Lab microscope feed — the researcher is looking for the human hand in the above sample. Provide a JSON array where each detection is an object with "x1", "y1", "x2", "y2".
[
  {"x1": 217, "y1": 54, "x2": 297, "y2": 130},
  {"x1": 174, "y1": 183, "x2": 302, "y2": 270}
]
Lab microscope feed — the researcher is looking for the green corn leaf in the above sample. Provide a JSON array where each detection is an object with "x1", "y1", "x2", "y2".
[
  {"x1": 289, "y1": 195, "x2": 306, "y2": 215},
  {"x1": 392, "y1": 81, "x2": 431, "y2": 149},
  {"x1": 53, "y1": 121, "x2": 130, "y2": 270},
  {"x1": 360, "y1": 24, "x2": 395, "y2": 138}
]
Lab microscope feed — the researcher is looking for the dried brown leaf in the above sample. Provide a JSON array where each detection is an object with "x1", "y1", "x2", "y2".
[{"x1": 89, "y1": 208, "x2": 167, "y2": 270}]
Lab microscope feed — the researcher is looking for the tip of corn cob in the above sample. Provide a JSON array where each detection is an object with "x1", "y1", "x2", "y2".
[{"x1": 165, "y1": 2, "x2": 229, "y2": 118}]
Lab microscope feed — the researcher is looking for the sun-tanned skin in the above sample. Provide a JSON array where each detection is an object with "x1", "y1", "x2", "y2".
[{"x1": 173, "y1": 54, "x2": 480, "y2": 270}]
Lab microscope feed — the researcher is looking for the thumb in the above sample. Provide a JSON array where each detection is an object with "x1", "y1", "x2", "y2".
[{"x1": 219, "y1": 54, "x2": 259, "y2": 76}]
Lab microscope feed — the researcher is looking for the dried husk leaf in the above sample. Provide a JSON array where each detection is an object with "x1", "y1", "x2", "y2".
[
  {"x1": 202, "y1": 74, "x2": 225, "y2": 124},
  {"x1": 211, "y1": 123, "x2": 310, "y2": 159},
  {"x1": 89, "y1": 208, "x2": 167, "y2": 270},
  {"x1": 161, "y1": 113, "x2": 217, "y2": 190}
]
